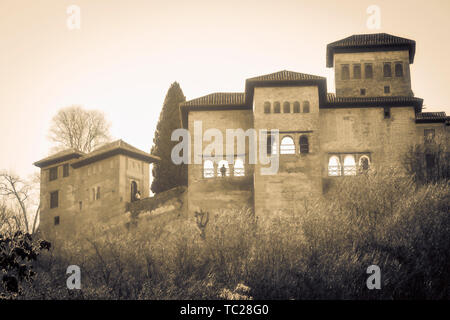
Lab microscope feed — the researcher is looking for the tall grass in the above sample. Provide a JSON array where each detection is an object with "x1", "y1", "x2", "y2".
[{"x1": 22, "y1": 170, "x2": 449, "y2": 300}]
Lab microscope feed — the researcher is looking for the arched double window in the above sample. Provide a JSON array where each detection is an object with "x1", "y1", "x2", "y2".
[
  {"x1": 303, "y1": 101, "x2": 310, "y2": 113},
  {"x1": 283, "y1": 102, "x2": 290, "y2": 113},
  {"x1": 343, "y1": 155, "x2": 356, "y2": 176},
  {"x1": 273, "y1": 102, "x2": 281, "y2": 113},
  {"x1": 203, "y1": 160, "x2": 214, "y2": 178},
  {"x1": 280, "y1": 136, "x2": 295, "y2": 154},
  {"x1": 234, "y1": 159, "x2": 245, "y2": 176},
  {"x1": 217, "y1": 160, "x2": 230, "y2": 177},
  {"x1": 299, "y1": 135, "x2": 309, "y2": 154},
  {"x1": 328, "y1": 156, "x2": 341, "y2": 176},
  {"x1": 293, "y1": 101, "x2": 300, "y2": 113}
]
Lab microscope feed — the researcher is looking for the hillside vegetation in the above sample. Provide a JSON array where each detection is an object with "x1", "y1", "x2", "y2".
[{"x1": 9, "y1": 168, "x2": 449, "y2": 300}]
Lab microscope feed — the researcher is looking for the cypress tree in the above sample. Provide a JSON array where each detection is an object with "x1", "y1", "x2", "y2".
[{"x1": 151, "y1": 82, "x2": 187, "y2": 194}]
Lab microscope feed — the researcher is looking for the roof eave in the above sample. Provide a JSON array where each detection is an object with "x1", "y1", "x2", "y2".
[
  {"x1": 33, "y1": 153, "x2": 84, "y2": 168},
  {"x1": 326, "y1": 44, "x2": 416, "y2": 68}
]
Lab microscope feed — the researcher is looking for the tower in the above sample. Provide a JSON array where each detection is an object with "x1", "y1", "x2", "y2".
[{"x1": 327, "y1": 33, "x2": 416, "y2": 97}]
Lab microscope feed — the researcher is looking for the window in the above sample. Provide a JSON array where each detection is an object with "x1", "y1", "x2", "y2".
[
  {"x1": 359, "y1": 156, "x2": 370, "y2": 172},
  {"x1": 353, "y1": 64, "x2": 361, "y2": 79},
  {"x1": 343, "y1": 155, "x2": 356, "y2": 176},
  {"x1": 280, "y1": 136, "x2": 295, "y2": 154},
  {"x1": 203, "y1": 160, "x2": 214, "y2": 178},
  {"x1": 384, "y1": 86, "x2": 390, "y2": 94},
  {"x1": 266, "y1": 134, "x2": 277, "y2": 155},
  {"x1": 267, "y1": 135, "x2": 272, "y2": 155},
  {"x1": 234, "y1": 159, "x2": 245, "y2": 176},
  {"x1": 96, "y1": 186, "x2": 101, "y2": 200},
  {"x1": 365, "y1": 64, "x2": 373, "y2": 79},
  {"x1": 54, "y1": 216, "x2": 60, "y2": 226},
  {"x1": 273, "y1": 102, "x2": 281, "y2": 113},
  {"x1": 217, "y1": 160, "x2": 229, "y2": 177},
  {"x1": 360, "y1": 88, "x2": 366, "y2": 96},
  {"x1": 50, "y1": 191, "x2": 59, "y2": 209},
  {"x1": 79, "y1": 201, "x2": 82, "y2": 211},
  {"x1": 63, "y1": 164, "x2": 69, "y2": 177},
  {"x1": 395, "y1": 63, "x2": 403, "y2": 77},
  {"x1": 293, "y1": 101, "x2": 300, "y2": 113},
  {"x1": 49, "y1": 167, "x2": 58, "y2": 181},
  {"x1": 384, "y1": 107, "x2": 391, "y2": 119},
  {"x1": 383, "y1": 63, "x2": 392, "y2": 77},
  {"x1": 328, "y1": 156, "x2": 341, "y2": 176},
  {"x1": 424, "y1": 129, "x2": 435, "y2": 144},
  {"x1": 303, "y1": 101, "x2": 310, "y2": 113},
  {"x1": 341, "y1": 65, "x2": 350, "y2": 80},
  {"x1": 299, "y1": 135, "x2": 309, "y2": 154},
  {"x1": 131, "y1": 181, "x2": 138, "y2": 201},
  {"x1": 264, "y1": 102, "x2": 271, "y2": 114},
  {"x1": 283, "y1": 102, "x2": 290, "y2": 113}
]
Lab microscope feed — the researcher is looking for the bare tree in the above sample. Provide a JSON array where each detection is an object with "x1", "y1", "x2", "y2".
[
  {"x1": 48, "y1": 105, "x2": 111, "y2": 153},
  {"x1": 0, "y1": 172, "x2": 40, "y2": 234}
]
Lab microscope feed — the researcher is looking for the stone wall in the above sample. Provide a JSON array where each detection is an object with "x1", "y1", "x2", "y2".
[
  {"x1": 253, "y1": 86, "x2": 323, "y2": 216},
  {"x1": 127, "y1": 186, "x2": 187, "y2": 227}
]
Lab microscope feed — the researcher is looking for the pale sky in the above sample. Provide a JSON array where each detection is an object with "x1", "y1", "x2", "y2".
[{"x1": 1, "y1": 0, "x2": 449, "y2": 179}]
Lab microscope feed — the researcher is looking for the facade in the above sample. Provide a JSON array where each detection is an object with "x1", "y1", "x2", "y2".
[
  {"x1": 180, "y1": 33, "x2": 449, "y2": 216},
  {"x1": 34, "y1": 140, "x2": 159, "y2": 238}
]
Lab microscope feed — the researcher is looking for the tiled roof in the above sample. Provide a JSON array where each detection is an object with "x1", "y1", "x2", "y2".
[
  {"x1": 326, "y1": 33, "x2": 416, "y2": 67},
  {"x1": 34, "y1": 149, "x2": 85, "y2": 168},
  {"x1": 181, "y1": 92, "x2": 245, "y2": 107},
  {"x1": 415, "y1": 112, "x2": 448, "y2": 123},
  {"x1": 326, "y1": 93, "x2": 422, "y2": 104},
  {"x1": 325, "y1": 93, "x2": 424, "y2": 112},
  {"x1": 246, "y1": 70, "x2": 325, "y2": 82},
  {"x1": 71, "y1": 140, "x2": 160, "y2": 168}
]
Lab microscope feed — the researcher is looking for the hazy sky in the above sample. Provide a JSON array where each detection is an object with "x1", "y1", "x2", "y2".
[{"x1": 1, "y1": 0, "x2": 449, "y2": 179}]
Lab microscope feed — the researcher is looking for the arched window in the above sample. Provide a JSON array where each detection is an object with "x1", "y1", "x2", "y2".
[
  {"x1": 299, "y1": 135, "x2": 309, "y2": 154},
  {"x1": 328, "y1": 156, "x2": 341, "y2": 176},
  {"x1": 343, "y1": 155, "x2": 356, "y2": 176},
  {"x1": 273, "y1": 102, "x2": 281, "y2": 113},
  {"x1": 234, "y1": 159, "x2": 245, "y2": 176},
  {"x1": 383, "y1": 63, "x2": 392, "y2": 77},
  {"x1": 395, "y1": 63, "x2": 403, "y2": 77},
  {"x1": 217, "y1": 160, "x2": 229, "y2": 177},
  {"x1": 264, "y1": 101, "x2": 271, "y2": 114},
  {"x1": 203, "y1": 160, "x2": 214, "y2": 178},
  {"x1": 283, "y1": 102, "x2": 290, "y2": 113},
  {"x1": 359, "y1": 156, "x2": 370, "y2": 172},
  {"x1": 293, "y1": 101, "x2": 300, "y2": 113},
  {"x1": 280, "y1": 136, "x2": 295, "y2": 154},
  {"x1": 303, "y1": 101, "x2": 310, "y2": 113}
]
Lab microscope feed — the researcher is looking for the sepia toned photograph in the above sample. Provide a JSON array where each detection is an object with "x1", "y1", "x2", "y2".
[{"x1": 1, "y1": 0, "x2": 449, "y2": 314}]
